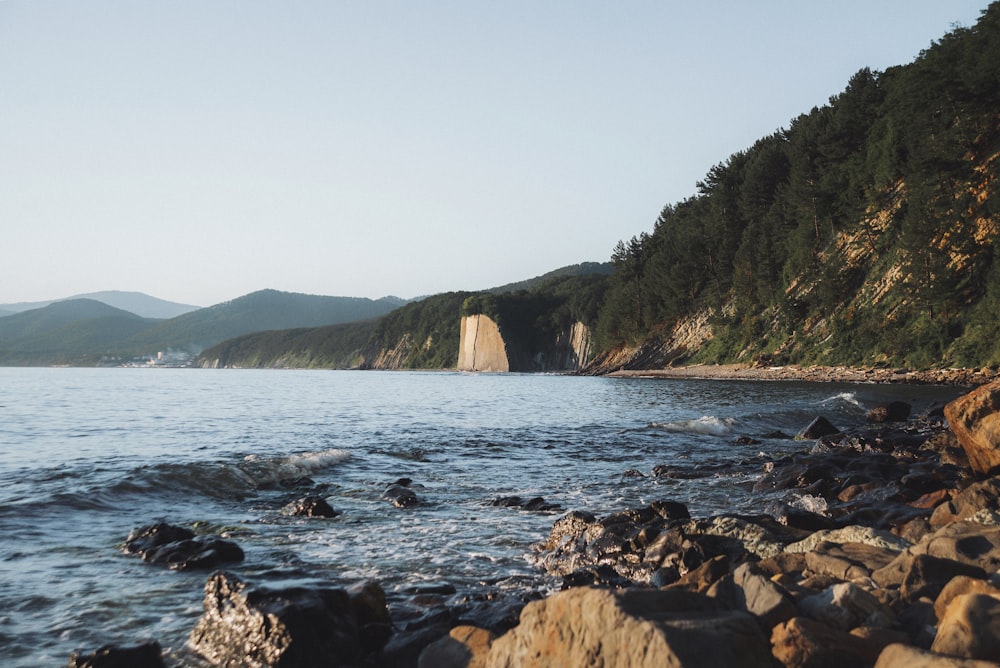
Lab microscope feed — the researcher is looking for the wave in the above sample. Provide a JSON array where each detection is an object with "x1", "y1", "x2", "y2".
[
  {"x1": 820, "y1": 392, "x2": 864, "y2": 409},
  {"x1": 648, "y1": 416, "x2": 736, "y2": 437}
]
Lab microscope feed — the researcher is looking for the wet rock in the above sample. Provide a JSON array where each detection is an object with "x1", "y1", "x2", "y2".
[
  {"x1": 418, "y1": 625, "x2": 496, "y2": 668},
  {"x1": 123, "y1": 523, "x2": 244, "y2": 571},
  {"x1": 802, "y1": 541, "x2": 899, "y2": 582},
  {"x1": 707, "y1": 561, "x2": 798, "y2": 630},
  {"x1": 485, "y1": 587, "x2": 774, "y2": 668},
  {"x1": 489, "y1": 496, "x2": 560, "y2": 511},
  {"x1": 796, "y1": 416, "x2": 840, "y2": 440},
  {"x1": 384, "y1": 479, "x2": 419, "y2": 508},
  {"x1": 931, "y1": 593, "x2": 1000, "y2": 661},
  {"x1": 868, "y1": 402, "x2": 913, "y2": 423},
  {"x1": 281, "y1": 495, "x2": 339, "y2": 518},
  {"x1": 944, "y1": 380, "x2": 1000, "y2": 476},
  {"x1": 67, "y1": 642, "x2": 165, "y2": 668},
  {"x1": 189, "y1": 571, "x2": 389, "y2": 667}
]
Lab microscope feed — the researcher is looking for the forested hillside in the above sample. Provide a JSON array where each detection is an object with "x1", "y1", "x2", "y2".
[{"x1": 593, "y1": 4, "x2": 1000, "y2": 370}]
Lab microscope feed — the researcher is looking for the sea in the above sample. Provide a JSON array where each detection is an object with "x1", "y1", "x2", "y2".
[{"x1": 0, "y1": 367, "x2": 965, "y2": 666}]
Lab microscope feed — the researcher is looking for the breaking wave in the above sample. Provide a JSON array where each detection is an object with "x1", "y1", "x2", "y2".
[{"x1": 648, "y1": 416, "x2": 736, "y2": 437}]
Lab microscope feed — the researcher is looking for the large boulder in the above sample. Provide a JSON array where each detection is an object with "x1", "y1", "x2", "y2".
[
  {"x1": 485, "y1": 587, "x2": 774, "y2": 668},
  {"x1": 67, "y1": 642, "x2": 165, "y2": 668},
  {"x1": 931, "y1": 593, "x2": 1000, "y2": 661},
  {"x1": 189, "y1": 572, "x2": 390, "y2": 667},
  {"x1": 944, "y1": 380, "x2": 1000, "y2": 476},
  {"x1": 929, "y1": 477, "x2": 1000, "y2": 528},
  {"x1": 875, "y1": 642, "x2": 1000, "y2": 667}
]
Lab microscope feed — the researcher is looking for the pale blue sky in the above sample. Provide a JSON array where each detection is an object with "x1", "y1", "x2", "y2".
[{"x1": 0, "y1": 1, "x2": 991, "y2": 306}]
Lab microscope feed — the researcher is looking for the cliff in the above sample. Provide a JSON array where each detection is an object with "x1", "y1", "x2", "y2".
[{"x1": 456, "y1": 314, "x2": 594, "y2": 372}]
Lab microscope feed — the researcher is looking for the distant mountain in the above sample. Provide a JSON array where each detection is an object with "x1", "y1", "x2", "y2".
[
  {"x1": 0, "y1": 291, "x2": 201, "y2": 319},
  {"x1": 0, "y1": 299, "x2": 159, "y2": 365},
  {"x1": 127, "y1": 289, "x2": 407, "y2": 353},
  {"x1": 0, "y1": 289, "x2": 408, "y2": 365}
]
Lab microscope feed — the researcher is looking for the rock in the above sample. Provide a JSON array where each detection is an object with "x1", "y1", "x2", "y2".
[
  {"x1": 707, "y1": 561, "x2": 798, "y2": 630},
  {"x1": 489, "y1": 496, "x2": 561, "y2": 511},
  {"x1": 789, "y1": 525, "x2": 911, "y2": 554},
  {"x1": 384, "y1": 479, "x2": 419, "y2": 508},
  {"x1": 281, "y1": 495, "x2": 339, "y2": 518},
  {"x1": 796, "y1": 416, "x2": 840, "y2": 440},
  {"x1": 934, "y1": 576, "x2": 1000, "y2": 622},
  {"x1": 874, "y1": 642, "x2": 1000, "y2": 667},
  {"x1": 485, "y1": 587, "x2": 775, "y2": 668},
  {"x1": 899, "y1": 554, "x2": 989, "y2": 605},
  {"x1": 798, "y1": 582, "x2": 893, "y2": 631},
  {"x1": 678, "y1": 515, "x2": 792, "y2": 560},
  {"x1": 666, "y1": 554, "x2": 731, "y2": 593},
  {"x1": 944, "y1": 380, "x2": 1000, "y2": 476},
  {"x1": 868, "y1": 402, "x2": 913, "y2": 423},
  {"x1": 418, "y1": 626, "x2": 496, "y2": 668},
  {"x1": 803, "y1": 541, "x2": 900, "y2": 582},
  {"x1": 123, "y1": 523, "x2": 244, "y2": 570},
  {"x1": 931, "y1": 593, "x2": 1000, "y2": 661},
  {"x1": 890, "y1": 521, "x2": 1000, "y2": 574},
  {"x1": 189, "y1": 571, "x2": 389, "y2": 667},
  {"x1": 770, "y1": 616, "x2": 882, "y2": 667},
  {"x1": 67, "y1": 642, "x2": 166, "y2": 668},
  {"x1": 930, "y1": 477, "x2": 1000, "y2": 528}
]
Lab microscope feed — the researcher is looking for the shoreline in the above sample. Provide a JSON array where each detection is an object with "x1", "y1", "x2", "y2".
[{"x1": 605, "y1": 363, "x2": 999, "y2": 386}]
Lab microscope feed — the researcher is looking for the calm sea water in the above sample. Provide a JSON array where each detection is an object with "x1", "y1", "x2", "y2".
[{"x1": 0, "y1": 368, "x2": 963, "y2": 665}]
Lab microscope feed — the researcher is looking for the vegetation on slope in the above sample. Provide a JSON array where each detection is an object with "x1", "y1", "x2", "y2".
[{"x1": 595, "y1": 3, "x2": 1000, "y2": 370}]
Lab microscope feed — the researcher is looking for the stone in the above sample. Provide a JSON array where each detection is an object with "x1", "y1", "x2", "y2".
[
  {"x1": 711, "y1": 562, "x2": 798, "y2": 630},
  {"x1": 384, "y1": 479, "x2": 419, "y2": 508},
  {"x1": 67, "y1": 642, "x2": 165, "y2": 668},
  {"x1": 868, "y1": 402, "x2": 913, "y2": 423},
  {"x1": 899, "y1": 554, "x2": 989, "y2": 605},
  {"x1": 798, "y1": 582, "x2": 893, "y2": 631},
  {"x1": 785, "y1": 526, "x2": 911, "y2": 554},
  {"x1": 930, "y1": 477, "x2": 1000, "y2": 528},
  {"x1": 944, "y1": 380, "x2": 1000, "y2": 476},
  {"x1": 770, "y1": 616, "x2": 881, "y2": 667},
  {"x1": 418, "y1": 626, "x2": 497, "y2": 668},
  {"x1": 796, "y1": 416, "x2": 840, "y2": 440},
  {"x1": 875, "y1": 643, "x2": 1000, "y2": 667},
  {"x1": 489, "y1": 496, "x2": 561, "y2": 511},
  {"x1": 484, "y1": 587, "x2": 774, "y2": 668},
  {"x1": 122, "y1": 523, "x2": 244, "y2": 571},
  {"x1": 666, "y1": 554, "x2": 731, "y2": 593},
  {"x1": 931, "y1": 593, "x2": 1000, "y2": 661},
  {"x1": 934, "y1": 575, "x2": 1000, "y2": 622},
  {"x1": 803, "y1": 541, "x2": 899, "y2": 582},
  {"x1": 189, "y1": 571, "x2": 389, "y2": 667},
  {"x1": 281, "y1": 495, "x2": 339, "y2": 518}
]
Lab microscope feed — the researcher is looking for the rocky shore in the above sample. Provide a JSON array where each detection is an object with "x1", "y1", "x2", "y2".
[
  {"x1": 608, "y1": 363, "x2": 1000, "y2": 386},
  {"x1": 70, "y1": 376, "x2": 1000, "y2": 667}
]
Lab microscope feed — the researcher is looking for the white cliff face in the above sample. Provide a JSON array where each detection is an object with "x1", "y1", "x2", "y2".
[{"x1": 457, "y1": 315, "x2": 510, "y2": 372}]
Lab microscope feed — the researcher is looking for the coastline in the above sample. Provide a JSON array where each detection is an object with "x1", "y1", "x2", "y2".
[{"x1": 606, "y1": 363, "x2": 999, "y2": 386}]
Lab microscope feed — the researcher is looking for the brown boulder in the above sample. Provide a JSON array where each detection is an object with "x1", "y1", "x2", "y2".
[
  {"x1": 419, "y1": 626, "x2": 497, "y2": 668},
  {"x1": 485, "y1": 587, "x2": 775, "y2": 668},
  {"x1": 804, "y1": 541, "x2": 899, "y2": 582},
  {"x1": 934, "y1": 576, "x2": 1000, "y2": 622},
  {"x1": 944, "y1": 380, "x2": 1000, "y2": 476},
  {"x1": 931, "y1": 593, "x2": 1000, "y2": 661},
  {"x1": 929, "y1": 477, "x2": 1000, "y2": 528},
  {"x1": 770, "y1": 616, "x2": 881, "y2": 667},
  {"x1": 875, "y1": 642, "x2": 1000, "y2": 667}
]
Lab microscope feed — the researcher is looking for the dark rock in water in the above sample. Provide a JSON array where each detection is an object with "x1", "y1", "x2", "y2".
[
  {"x1": 189, "y1": 571, "x2": 390, "y2": 667},
  {"x1": 489, "y1": 495, "x2": 561, "y2": 511},
  {"x1": 735, "y1": 435, "x2": 762, "y2": 445},
  {"x1": 67, "y1": 642, "x2": 165, "y2": 668},
  {"x1": 123, "y1": 523, "x2": 244, "y2": 571},
  {"x1": 867, "y1": 401, "x2": 912, "y2": 423},
  {"x1": 796, "y1": 416, "x2": 840, "y2": 440},
  {"x1": 282, "y1": 495, "x2": 340, "y2": 518},
  {"x1": 383, "y1": 479, "x2": 419, "y2": 508},
  {"x1": 561, "y1": 564, "x2": 633, "y2": 590},
  {"x1": 650, "y1": 499, "x2": 691, "y2": 520}
]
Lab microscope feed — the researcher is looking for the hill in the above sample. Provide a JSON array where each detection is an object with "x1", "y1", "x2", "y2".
[
  {"x1": 0, "y1": 289, "x2": 407, "y2": 365},
  {"x1": 0, "y1": 291, "x2": 200, "y2": 319},
  {"x1": 0, "y1": 299, "x2": 159, "y2": 365}
]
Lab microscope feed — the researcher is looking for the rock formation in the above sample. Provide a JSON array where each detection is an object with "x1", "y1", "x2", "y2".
[{"x1": 457, "y1": 315, "x2": 593, "y2": 372}]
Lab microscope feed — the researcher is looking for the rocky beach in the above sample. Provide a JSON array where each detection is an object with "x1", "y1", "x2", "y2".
[{"x1": 62, "y1": 367, "x2": 1000, "y2": 668}]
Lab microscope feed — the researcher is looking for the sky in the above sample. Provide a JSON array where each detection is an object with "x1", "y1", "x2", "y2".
[{"x1": 0, "y1": 1, "x2": 992, "y2": 307}]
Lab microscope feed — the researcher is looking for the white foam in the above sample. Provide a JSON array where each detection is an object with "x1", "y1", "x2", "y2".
[
  {"x1": 650, "y1": 416, "x2": 736, "y2": 437},
  {"x1": 821, "y1": 392, "x2": 863, "y2": 409},
  {"x1": 282, "y1": 448, "x2": 351, "y2": 472}
]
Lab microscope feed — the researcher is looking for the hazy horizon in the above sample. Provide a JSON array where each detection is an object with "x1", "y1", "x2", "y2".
[{"x1": 1, "y1": 1, "x2": 991, "y2": 306}]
